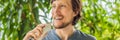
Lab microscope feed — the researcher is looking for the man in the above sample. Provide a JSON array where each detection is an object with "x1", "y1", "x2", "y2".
[{"x1": 23, "y1": 0, "x2": 96, "y2": 40}]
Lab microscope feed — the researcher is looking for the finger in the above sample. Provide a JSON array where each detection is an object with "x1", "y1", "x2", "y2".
[
  {"x1": 33, "y1": 26, "x2": 44, "y2": 38},
  {"x1": 37, "y1": 24, "x2": 45, "y2": 28},
  {"x1": 36, "y1": 27, "x2": 43, "y2": 33},
  {"x1": 28, "y1": 33, "x2": 37, "y2": 40},
  {"x1": 25, "y1": 31, "x2": 37, "y2": 40},
  {"x1": 33, "y1": 29, "x2": 41, "y2": 37},
  {"x1": 36, "y1": 24, "x2": 45, "y2": 33}
]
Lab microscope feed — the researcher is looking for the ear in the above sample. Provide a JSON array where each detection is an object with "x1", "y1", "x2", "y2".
[{"x1": 73, "y1": 11, "x2": 78, "y2": 17}]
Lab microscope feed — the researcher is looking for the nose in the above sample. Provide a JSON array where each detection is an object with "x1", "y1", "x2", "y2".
[{"x1": 53, "y1": 7, "x2": 61, "y2": 16}]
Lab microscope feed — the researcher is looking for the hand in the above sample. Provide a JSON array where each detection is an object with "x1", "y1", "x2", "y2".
[{"x1": 23, "y1": 24, "x2": 45, "y2": 40}]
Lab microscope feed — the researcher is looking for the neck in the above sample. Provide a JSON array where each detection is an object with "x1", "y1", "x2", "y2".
[{"x1": 55, "y1": 24, "x2": 75, "y2": 40}]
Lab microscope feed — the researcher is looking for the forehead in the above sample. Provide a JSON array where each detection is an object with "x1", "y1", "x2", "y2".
[{"x1": 52, "y1": 0, "x2": 71, "y2": 6}]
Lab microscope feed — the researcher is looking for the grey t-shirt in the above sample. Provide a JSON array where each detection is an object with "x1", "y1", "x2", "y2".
[{"x1": 42, "y1": 30, "x2": 96, "y2": 40}]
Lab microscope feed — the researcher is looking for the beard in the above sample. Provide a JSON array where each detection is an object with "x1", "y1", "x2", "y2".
[
  {"x1": 54, "y1": 22, "x2": 69, "y2": 29},
  {"x1": 53, "y1": 20, "x2": 72, "y2": 29},
  {"x1": 52, "y1": 13, "x2": 73, "y2": 29}
]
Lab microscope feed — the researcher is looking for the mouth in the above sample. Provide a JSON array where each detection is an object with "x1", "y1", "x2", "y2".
[{"x1": 54, "y1": 16, "x2": 64, "y2": 20}]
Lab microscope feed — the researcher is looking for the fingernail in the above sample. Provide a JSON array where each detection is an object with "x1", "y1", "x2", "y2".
[{"x1": 41, "y1": 24, "x2": 45, "y2": 28}]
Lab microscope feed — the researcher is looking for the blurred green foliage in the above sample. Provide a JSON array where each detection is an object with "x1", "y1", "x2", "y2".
[{"x1": 0, "y1": 0, "x2": 120, "y2": 40}]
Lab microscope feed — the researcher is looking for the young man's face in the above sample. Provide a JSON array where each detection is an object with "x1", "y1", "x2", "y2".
[{"x1": 52, "y1": 0, "x2": 76, "y2": 29}]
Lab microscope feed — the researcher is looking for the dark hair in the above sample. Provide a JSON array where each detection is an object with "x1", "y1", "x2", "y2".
[{"x1": 51, "y1": 0, "x2": 82, "y2": 25}]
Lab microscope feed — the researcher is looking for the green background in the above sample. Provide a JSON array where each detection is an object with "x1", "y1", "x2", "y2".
[{"x1": 0, "y1": 0, "x2": 120, "y2": 40}]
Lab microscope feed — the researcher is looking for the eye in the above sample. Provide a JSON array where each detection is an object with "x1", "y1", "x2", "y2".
[{"x1": 60, "y1": 5, "x2": 66, "y2": 8}]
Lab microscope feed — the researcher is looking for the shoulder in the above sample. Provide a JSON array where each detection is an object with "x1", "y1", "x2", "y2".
[{"x1": 76, "y1": 30, "x2": 96, "y2": 40}]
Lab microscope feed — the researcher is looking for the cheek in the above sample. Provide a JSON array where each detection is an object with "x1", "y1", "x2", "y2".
[
  {"x1": 63, "y1": 12, "x2": 74, "y2": 21},
  {"x1": 63, "y1": 9, "x2": 74, "y2": 17}
]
